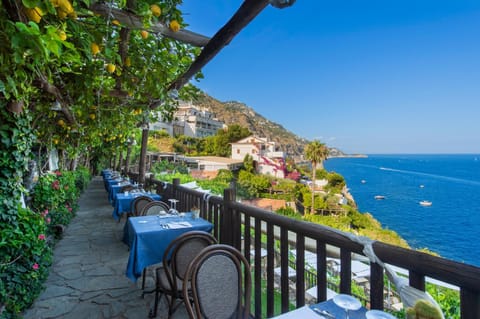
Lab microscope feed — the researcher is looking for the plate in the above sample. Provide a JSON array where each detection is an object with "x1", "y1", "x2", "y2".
[
  {"x1": 333, "y1": 294, "x2": 362, "y2": 311},
  {"x1": 365, "y1": 310, "x2": 396, "y2": 319}
]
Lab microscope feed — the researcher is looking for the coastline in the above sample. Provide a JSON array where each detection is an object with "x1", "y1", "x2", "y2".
[{"x1": 324, "y1": 154, "x2": 480, "y2": 266}]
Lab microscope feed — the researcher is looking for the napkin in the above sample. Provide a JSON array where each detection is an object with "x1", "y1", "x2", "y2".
[{"x1": 167, "y1": 222, "x2": 192, "y2": 229}]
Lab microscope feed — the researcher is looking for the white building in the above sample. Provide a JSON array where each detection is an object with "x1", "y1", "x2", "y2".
[
  {"x1": 231, "y1": 136, "x2": 286, "y2": 178},
  {"x1": 173, "y1": 101, "x2": 225, "y2": 138},
  {"x1": 149, "y1": 112, "x2": 173, "y2": 135},
  {"x1": 149, "y1": 101, "x2": 225, "y2": 138}
]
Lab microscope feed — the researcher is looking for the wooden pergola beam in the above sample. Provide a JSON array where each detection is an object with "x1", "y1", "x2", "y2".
[{"x1": 90, "y1": 3, "x2": 210, "y2": 47}]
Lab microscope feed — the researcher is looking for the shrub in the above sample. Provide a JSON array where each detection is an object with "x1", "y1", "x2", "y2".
[
  {"x1": 75, "y1": 166, "x2": 91, "y2": 191},
  {"x1": 0, "y1": 206, "x2": 52, "y2": 317},
  {"x1": 30, "y1": 169, "x2": 88, "y2": 238}
]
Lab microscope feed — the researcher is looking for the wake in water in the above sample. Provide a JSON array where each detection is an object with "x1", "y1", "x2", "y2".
[{"x1": 379, "y1": 166, "x2": 480, "y2": 186}]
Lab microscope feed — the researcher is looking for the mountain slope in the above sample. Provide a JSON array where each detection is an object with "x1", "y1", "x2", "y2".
[{"x1": 194, "y1": 93, "x2": 309, "y2": 156}]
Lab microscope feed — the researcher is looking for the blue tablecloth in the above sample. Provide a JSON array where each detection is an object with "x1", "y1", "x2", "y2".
[
  {"x1": 104, "y1": 177, "x2": 123, "y2": 192},
  {"x1": 273, "y1": 298, "x2": 367, "y2": 318},
  {"x1": 101, "y1": 169, "x2": 112, "y2": 178},
  {"x1": 108, "y1": 183, "x2": 132, "y2": 205},
  {"x1": 112, "y1": 193, "x2": 162, "y2": 220},
  {"x1": 310, "y1": 298, "x2": 367, "y2": 318},
  {"x1": 125, "y1": 214, "x2": 213, "y2": 281}
]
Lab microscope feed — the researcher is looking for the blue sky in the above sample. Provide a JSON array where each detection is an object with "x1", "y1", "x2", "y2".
[{"x1": 180, "y1": 1, "x2": 480, "y2": 154}]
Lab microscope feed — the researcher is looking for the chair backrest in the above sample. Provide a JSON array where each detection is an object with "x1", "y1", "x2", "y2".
[
  {"x1": 140, "y1": 200, "x2": 170, "y2": 216},
  {"x1": 130, "y1": 196, "x2": 154, "y2": 216},
  {"x1": 120, "y1": 185, "x2": 135, "y2": 193},
  {"x1": 163, "y1": 231, "x2": 218, "y2": 293},
  {"x1": 184, "y1": 244, "x2": 252, "y2": 319}
]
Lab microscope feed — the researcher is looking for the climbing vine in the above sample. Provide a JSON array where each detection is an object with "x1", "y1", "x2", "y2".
[{"x1": 1, "y1": 0, "x2": 202, "y2": 316}]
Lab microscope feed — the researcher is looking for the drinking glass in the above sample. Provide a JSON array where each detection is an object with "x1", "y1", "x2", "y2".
[
  {"x1": 333, "y1": 294, "x2": 361, "y2": 319},
  {"x1": 365, "y1": 310, "x2": 396, "y2": 319},
  {"x1": 168, "y1": 199, "x2": 179, "y2": 215}
]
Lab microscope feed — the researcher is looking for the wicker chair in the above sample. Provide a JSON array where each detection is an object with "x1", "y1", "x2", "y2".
[
  {"x1": 140, "y1": 200, "x2": 171, "y2": 216},
  {"x1": 183, "y1": 244, "x2": 252, "y2": 319},
  {"x1": 130, "y1": 195, "x2": 154, "y2": 217},
  {"x1": 149, "y1": 231, "x2": 217, "y2": 318},
  {"x1": 120, "y1": 185, "x2": 135, "y2": 193}
]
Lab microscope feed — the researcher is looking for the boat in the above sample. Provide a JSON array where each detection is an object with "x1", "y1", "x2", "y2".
[
  {"x1": 419, "y1": 184, "x2": 425, "y2": 188},
  {"x1": 374, "y1": 195, "x2": 386, "y2": 200},
  {"x1": 419, "y1": 200, "x2": 432, "y2": 206},
  {"x1": 361, "y1": 180, "x2": 366, "y2": 184}
]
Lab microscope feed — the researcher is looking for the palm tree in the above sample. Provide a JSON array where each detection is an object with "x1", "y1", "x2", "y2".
[{"x1": 304, "y1": 140, "x2": 329, "y2": 214}]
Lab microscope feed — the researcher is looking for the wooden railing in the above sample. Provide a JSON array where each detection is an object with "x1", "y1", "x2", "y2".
[{"x1": 133, "y1": 174, "x2": 480, "y2": 319}]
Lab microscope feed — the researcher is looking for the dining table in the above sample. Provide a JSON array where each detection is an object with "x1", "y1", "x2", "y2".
[
  {"x1": 108, "y1": 182, "x2": 132, "y2": 205},
  {"x1": 104, "y1": 177, "x2": 125, "y2": 192},
  {"x1": 271, "y1": 298, "x2": 368, "y2": 318},
  {"x1": 112, "y1": 192, "x2": 162, "y2": 220},
  {"x1": 124, "y1": 213, "x2": 213, "y2": 281}
]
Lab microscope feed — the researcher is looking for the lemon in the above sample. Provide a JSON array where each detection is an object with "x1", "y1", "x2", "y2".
[
  {"x1": 106, "y1": 63, "x2": 116, "y2": 74},
  {"x1": 124, "y1": 57, "x2": 131, "y2": 67},
  {"x1": 57, "y1": 9, "x2": 67, "y2": 19},
  {"x1": 89, "y1": 113, "x2": 96, "y2": 120},
  {"x1": 169, "y1": 20, "x2": 180, "y2": 32},
  {"x1": 91, "y1": 43, "x2": 100, "y2": 55},
  {"x1": 150, "y1": 4, "x2": 161, "y2": 17},
  {"x1": 53, "y1": 139, "x2": 59, "y2": 145},
  {"x1": 25, "y1": 7, "x2": 43, "y2": 23},
  {"x1": 58, "y1": 119, "x2": 65, "y2": 126},
  {"x1": 58, "y1": 0, "x2": 73, "y2": 14},
  {"x1": 112, "y1": 19, "x2": 120, "y2": 26},
  {"x1": 58, "y1": 30, "x2": 67, "y2": 41},
  {"x1": 140, "y1": 30, "x2": 149, "y2": 39}
]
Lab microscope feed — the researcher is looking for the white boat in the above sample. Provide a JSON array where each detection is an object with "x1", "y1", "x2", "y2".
[
  {"x1": 419, "y1": 200, "x2": 432, "y2": 206},
  {"x1": 361, "y1": 180, "x2": 366, "y2": 184},
  {"x1": 374, "y1": 195, "x2": 386, "y2": 200}
]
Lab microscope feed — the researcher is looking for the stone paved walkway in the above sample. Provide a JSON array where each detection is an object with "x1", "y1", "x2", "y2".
[{"x1": 22, "y1": 177, "x2": 185, "y2": 319}]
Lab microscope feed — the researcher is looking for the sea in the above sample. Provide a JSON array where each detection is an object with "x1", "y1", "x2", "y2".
[{"x1": 323, "y1": 154, "x2": 480, "y2": 268}]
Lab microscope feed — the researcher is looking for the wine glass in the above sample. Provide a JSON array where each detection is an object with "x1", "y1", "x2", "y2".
[
  {"x1": 365, "y1": 310, "x2": 396, "y2": 319},
  {"x1": 333, "y1": 294, "x2": 362, "y2": 319},
  {"x1": 168, "y1": 199, "x2": 179, "y2": 215}
]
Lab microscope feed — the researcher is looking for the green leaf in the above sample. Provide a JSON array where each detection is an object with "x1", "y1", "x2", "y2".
[{"x1": 21, "y1": 0, "x2": 40, "y2": 9}]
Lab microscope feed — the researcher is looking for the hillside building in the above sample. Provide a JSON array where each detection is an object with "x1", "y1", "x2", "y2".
[
  {"x1": 149, "y1": 101, "x2": 225, "y2": 138},
  {"x1": 173, "y1": 101, "x2": 225, "y2": 138},
  {"x1": 231, "y1": 136, "x2": 286, "y2": 178}
]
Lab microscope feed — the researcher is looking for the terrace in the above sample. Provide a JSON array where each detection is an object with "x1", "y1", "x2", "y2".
[{"x1": 24, "y1": 174, "x2": 480, "y2": 318}]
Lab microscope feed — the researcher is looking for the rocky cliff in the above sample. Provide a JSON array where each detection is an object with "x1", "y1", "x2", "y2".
[{"x1": 193, "y1": 93, "x2": 309, "y2": 156}]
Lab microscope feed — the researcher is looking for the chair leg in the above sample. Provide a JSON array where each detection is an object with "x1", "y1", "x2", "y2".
[
  {"x1": 148, "y1": 289, "x2": 160, "y2": 318},
  {"x1": 168, "y1": 296, "x2": 177, "y2": 319},
  {"x1": 142, "y1": 268, "x2": 147, "y2": 291}
]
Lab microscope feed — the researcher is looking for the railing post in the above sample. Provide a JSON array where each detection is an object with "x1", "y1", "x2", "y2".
[
  {"x1": 370, "y1": 262, "x2": 384, "y2": 310},
  {"x1": 221, "y1": 188, "x2": 235, "y2": 245},
  {"x1": 461, "y1": 289, "x2": 480, "y2": 319},
  {"x1": 340, "y1": 249, "x2": 352, "y2": 294},
  {"x1": 172, "y1": 178, "x2": 180, "y2": 204},
  {"x1": 409, "y1": 270, "x2": 425, "y2": 291}
]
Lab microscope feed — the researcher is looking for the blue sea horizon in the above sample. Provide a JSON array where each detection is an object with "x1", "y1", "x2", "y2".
[{"x1": 324, "y1": 154, "x2": 480, "y2": 268}]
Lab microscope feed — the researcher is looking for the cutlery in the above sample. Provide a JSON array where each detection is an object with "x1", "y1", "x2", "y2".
[{"x1": 311, "y1": 307, "x2": 335, "y2": 319}]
